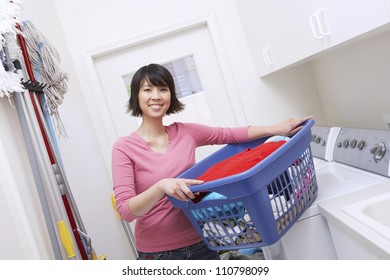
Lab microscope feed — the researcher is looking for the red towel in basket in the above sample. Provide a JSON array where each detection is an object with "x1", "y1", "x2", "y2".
[{"x1": 192, "y1": 140, "x2": 286, "y2": 203}]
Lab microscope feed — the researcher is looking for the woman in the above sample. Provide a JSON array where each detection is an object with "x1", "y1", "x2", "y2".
[{"x1": 112, "y1": 63, "x2": 311, "y2": 260}]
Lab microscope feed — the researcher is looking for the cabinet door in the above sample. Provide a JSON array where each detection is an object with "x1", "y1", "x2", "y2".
[
  {"x1": 324, "y1": 0, "x2": 390, "y2": 47},
  {"x1": 239, "y1": 0, "x2": 390, "y2": 77},
  {"x1": 239, "y1": 0, "x2": 325, "y2": 77},
  {"x1": 387, "y1": 0, "x2": 390, "y2": 17}
]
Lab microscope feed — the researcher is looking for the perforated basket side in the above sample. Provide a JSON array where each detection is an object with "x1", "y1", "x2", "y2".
[
  {"x1": 171, "y1": 120, "x2": 318, "y2": 250},
  {"x1": 184, "y1": 149, "x2": 317, "y2": 250}
]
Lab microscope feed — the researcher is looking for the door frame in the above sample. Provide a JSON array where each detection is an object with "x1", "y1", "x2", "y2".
[{"x1": 80, "y1": 12, "x2": 247, "y2": 172}]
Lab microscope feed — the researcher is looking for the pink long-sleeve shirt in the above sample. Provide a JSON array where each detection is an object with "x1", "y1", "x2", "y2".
[{"x1": 112, "y1": 122, "x2": 249, "y2": 252}]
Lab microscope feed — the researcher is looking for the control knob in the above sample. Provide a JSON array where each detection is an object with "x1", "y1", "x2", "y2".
[
  {"x1": 370, "y1": 142, "x2": 386, "y2": 162},
  {"x1": 343, "y1": 139, "x2": 349, "y2": 148},
  {"x1": 350, "y1": 139, "x2": 357, "y2": 149}
]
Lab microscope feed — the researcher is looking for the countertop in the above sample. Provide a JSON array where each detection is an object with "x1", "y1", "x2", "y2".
[{"x1": 318, "y1": 181, "x2": 390, "y2": 258}]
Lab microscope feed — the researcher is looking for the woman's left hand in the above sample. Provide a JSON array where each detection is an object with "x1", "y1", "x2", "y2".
[{"x1": 275, "y1": 115, "x2": 312, "y2": 136}]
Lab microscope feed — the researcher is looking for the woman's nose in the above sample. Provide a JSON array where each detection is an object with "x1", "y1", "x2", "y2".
[{"x1": 151, "y1": 89, "x2": 162, "y2": 99}]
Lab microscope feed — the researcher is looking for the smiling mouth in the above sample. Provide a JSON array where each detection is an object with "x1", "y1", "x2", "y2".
[{"x1": 149, "y1": 104, "x2": 163, "y2": 110}]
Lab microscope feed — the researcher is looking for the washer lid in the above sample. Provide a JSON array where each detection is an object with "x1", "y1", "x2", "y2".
[{"x1": 301, "y1": 162, "x2": 387, "y2": 219}]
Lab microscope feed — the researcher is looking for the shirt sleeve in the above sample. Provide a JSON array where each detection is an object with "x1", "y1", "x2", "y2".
[
  {"x1": 182, "y1": 123, "x2": 250, "y2": 146},
  {"x1": 111, "y1": 140, "x2": 138, "y2": 222}
]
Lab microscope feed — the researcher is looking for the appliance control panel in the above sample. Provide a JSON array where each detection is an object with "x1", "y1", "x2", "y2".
[
  {"x1": 333, "y1": 127, "x2": 390, "y2": 177},
  {"x1": 311, "y1": 125, "x2": 340, "y2": 161},
  {"x1": 311, "y1": 126, "x2": 330, "y2": 159}
]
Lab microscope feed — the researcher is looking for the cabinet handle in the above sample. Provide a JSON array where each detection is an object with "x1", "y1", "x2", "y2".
[
  {"x1": 315, "y1": 9, "x2": 330, "y2": 37},
  {"x1": 309, "y1": 9, "x2": 330, "y2": 39},
  {"x1": 262, "y1": 47, "x2": 275, "y2": 66},
  {"x1": 309, "y1": 13, "x2": 323, "y2": 39}
]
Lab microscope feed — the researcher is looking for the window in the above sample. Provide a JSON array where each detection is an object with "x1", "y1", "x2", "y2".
[
  {"x1": 122, "y1": 55, "x2": 203, "y2": 98},
  {"x1": 122, "y1": 55, "x2": 213, "y2": 127}
]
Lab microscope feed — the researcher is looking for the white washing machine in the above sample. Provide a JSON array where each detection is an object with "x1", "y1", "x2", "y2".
[{"x1": 263, "y1": 125, "x2": 390, "y2": 259}]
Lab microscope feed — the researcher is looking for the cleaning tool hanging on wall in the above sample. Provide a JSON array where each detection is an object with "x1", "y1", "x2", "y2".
[
  {"x1": 14, "y1": 22, "x2": 95, "y2": 260},
  {"x1": 1, "y1": 0, "x2": 69, "y2": 259},
  {"x1": 0, "y1": 0, "x2": 24, "y2": 100},
  {"x1": 2, "y1": 0, "x2": 79, "y2": 260},
  {"x1": 11, "y1": 64, "x2": 72, "y2": 259},
  {"x1": 18, "y1": 20, "x2": 70, "y2": 137},
  {"x1": 2, "y1": 0, "x2": 101, "y2": 260},
  {"x1": 1, "y1": 35, "x2": 25, "y2": 100},
  {"x1": 0, "y1": 0, "x2": 22, "y2": 35}
]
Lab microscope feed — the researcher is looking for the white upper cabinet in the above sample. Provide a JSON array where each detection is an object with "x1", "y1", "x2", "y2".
[
  {"x1": 386, "y1": 0, "x2": 390, "y2": 17},
  {"x1": 237, "y1": 0, "x2": 390, "y2": 77},
  {"x1": 325, "y1": 0, "x2": 390, "y2": 44}
]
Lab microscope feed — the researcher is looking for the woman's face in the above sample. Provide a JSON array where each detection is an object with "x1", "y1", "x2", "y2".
[{"x1": 138, "y1": 79, "x2": 171, "y2": 119}]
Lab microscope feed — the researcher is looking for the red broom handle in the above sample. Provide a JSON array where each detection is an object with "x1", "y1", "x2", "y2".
[{"x1": 16, "y1": 23, "x2": 55, "y2": 164}]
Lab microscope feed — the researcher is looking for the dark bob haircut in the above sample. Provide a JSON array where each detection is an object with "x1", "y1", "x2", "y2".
[{"x1": 126, "y1": 63, "x2": 185, "y2": 117}]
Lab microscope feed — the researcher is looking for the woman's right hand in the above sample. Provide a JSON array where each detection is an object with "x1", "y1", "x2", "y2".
[
  {"x1": 127, "y1": 178, "x2": 204, "y2": 217},
  {"x1": 157, "y1": 178, "x2": 204, "y2": 201}
]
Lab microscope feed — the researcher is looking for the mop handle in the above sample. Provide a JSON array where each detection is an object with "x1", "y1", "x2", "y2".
[
  {"x1": 29, "y1": 81, "x2": 89, "y2": 261},
  {"x1": 16, "y1": 24, "x2": 55, "y2": 164},
  {"x1": 16, "y1": 24, "x2": 88, "y2": 260},
  {"x1": 12, "y1": 87, "x2": 63, "y2": 260},
  {"x1": 32, "y1": 94, "x2": 89, "y2": 260}
]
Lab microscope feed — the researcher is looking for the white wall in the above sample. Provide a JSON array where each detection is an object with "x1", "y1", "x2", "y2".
[
  {"x1": 312, "y1": 29, "x2": 390, "y2": 129},
  {"x1": 2, "y1": 0, "x2": 324, "y2": 259}
]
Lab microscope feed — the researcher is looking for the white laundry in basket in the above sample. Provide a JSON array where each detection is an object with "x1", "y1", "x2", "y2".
[{"x1": 201, "y1": 194, "x2": 290, "y2": 245}]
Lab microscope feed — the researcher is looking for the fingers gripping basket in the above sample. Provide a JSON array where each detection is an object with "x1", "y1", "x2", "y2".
[{"x1": 168, "y1": 119, "x2": 318, "y2": 251}]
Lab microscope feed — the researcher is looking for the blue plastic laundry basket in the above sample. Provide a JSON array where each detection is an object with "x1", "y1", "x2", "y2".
[{"x1": 168, "y1": 119, "x2": 318, "y2": 251}]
